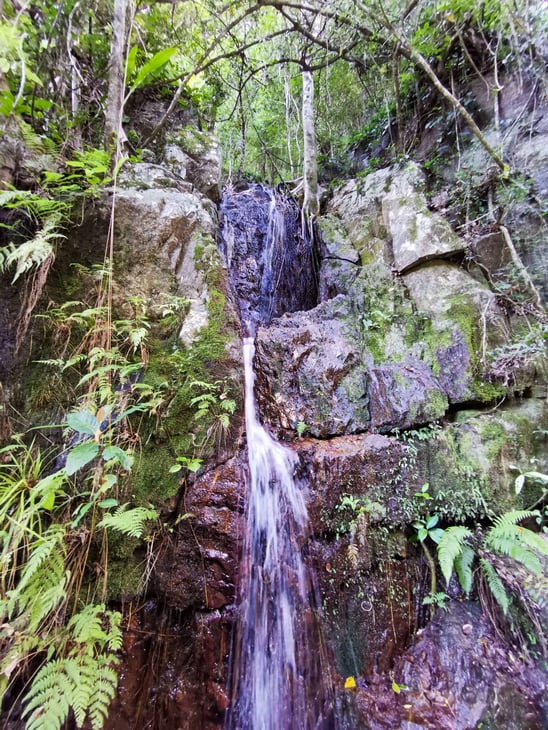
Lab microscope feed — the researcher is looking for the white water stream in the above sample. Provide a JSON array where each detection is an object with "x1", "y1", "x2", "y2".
[
  {"x1": 223, "y1": 185, "x2": 334, "y2": 729},
  {"x1": 226, "y1": 337, "x2": 332, "y2": 729}
]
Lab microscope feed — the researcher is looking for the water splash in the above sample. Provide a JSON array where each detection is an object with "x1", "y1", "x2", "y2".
[{"x1": 226, "y1": 338, "x2": 333, "y2": 730}]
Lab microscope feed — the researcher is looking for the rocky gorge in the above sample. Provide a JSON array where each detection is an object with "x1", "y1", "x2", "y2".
[{"x1": 1, "y1": 70, "x2": 547, "y2": 730}]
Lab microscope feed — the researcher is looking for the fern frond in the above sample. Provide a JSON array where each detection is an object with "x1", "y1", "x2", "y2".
[
  {"x1": 512, "y1": 528, "x2": 548, "y2": 557},
  {"x1": 347, "y1": 542, "x2": 359, "y2": 569},
  {"x1": 15, "y1": 525, "x2": 66, "y2": 594},
  {"x1": 5, "y1": 215, "x2": 63, "y2": 283},
  {"x1": 437, "y1": 525, "x2": 473, "y2": 584},
  {"x1": 488, "y1": 509, "x2": 538, "y2": 533},
  {"x1": 22, "y1": 607, "x2": 122, "y2": 730},
  {"x1": 486, "y1": 510, "x2": 547, "y2": 572},
  {"x1": 0, "y1": 243, "x2": 16, "y2": 271},
  {"x1": 98, "y1": 505, "x2": 157, "y2": 538},
  {"x1": 8, "y1": 530, "x2": 68, "y2": 632},
  {"x1": 68, "y1": 604, "x2": 109, "y2": 645},
  {"x1": 507, "y1": 544, "x2": 542, "y2": 574},
  {"x1": 221, "y1": 399, "x2": 236, "y2": 414},
  {"x1": 480, "y1": 557, "x2": 509, "y2": 614},
  {"x1": 454, "y1": 544, "x2": 475, "y2": 595},
  {"x1": 68, "y1": 604, "x2": 122, "y2": 650},
  {"x1": 85, "y1": 659, "x2": 119, "y2": 730},
  {"x1": 22, "y1": 657, "x2": 75, "y2": 730}
]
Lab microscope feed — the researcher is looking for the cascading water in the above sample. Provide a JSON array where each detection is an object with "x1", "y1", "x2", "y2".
[
  {"x1": 221, "y1": 185, "x2": 335, "y2": 729},
  {"x1": 219, "y1": 184, "x2": 317, "y2": 334}
]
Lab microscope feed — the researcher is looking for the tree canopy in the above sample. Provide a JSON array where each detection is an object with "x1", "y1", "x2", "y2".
[{"x1": 1, "y1": 0, "x2": 545, "y2": 184}]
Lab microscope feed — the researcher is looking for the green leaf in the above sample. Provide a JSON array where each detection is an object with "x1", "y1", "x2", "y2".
[
  {"x1": 130, "y1": 47, "x2": 177, "y2": 92},
  {"x1": 425, "y1": 514, "x2": 439, "y2": 529},
  {"x1": 102, "y1": 445, "x2": 132, "y2": 471},
  {"x1": 67, "y1": 410, "x2": 99, "y2": 436},
  {"x1": 41, "y1": 488, "x2": 56, "y2": 511},
  {"x1": 98, "y1": 505, "x2": 157, "y2": 538},
  {"x1": 71, "y1": 501, "x2": 94, "y2": 527},
  {"x1": 66, "y1": 441, "x2": 99, "y2": 476},
  {"x1": 125, "y1": 45, "x2": 139, "y2": 81},
  {"x1": 480, "y1": 558, "x2": 509, "y2": 614},
  {"x1": 98, "y1": 498, "x2": 118, "y2": 509},
  {"x1": 454, "y1": 544, "x2": 475, "y2": 595},
  {"x1": 428, "y1": 527, "x2": 445, "y2": 544},
  {"x1": 437, "y1": 525, "x2": 473, "y2": 584},
  {"x1": 417, "y1": 527, "x2": 428, "y2": 542}
]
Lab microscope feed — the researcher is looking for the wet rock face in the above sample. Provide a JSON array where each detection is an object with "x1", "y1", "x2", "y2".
[
  {"x1": 219, "y1": 184, "x2": 317, "y2": 332},
  {"x1": 252, "y1": 160, "x2": 545, "y2": 436},
  {"x1": 254, "y1": 298, "x2": 368, "y2": 437},
  {"x1": 346, "y1": 602, "x2": 547, "y2": 730},
  {"x1": 103, "y1": 603, "x2": 233, "y2": 730},
  {"x1": 154, "y1": 457, "x2": 246, "y2": 612}
]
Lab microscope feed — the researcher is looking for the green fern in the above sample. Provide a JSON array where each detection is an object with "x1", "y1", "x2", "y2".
[
  {"x1": 67, "y1": 604, "x2": 122, "y2": 650},
  {"x1": 22, "y1": 657, "x2": 75, "y2": 730},
  {"x1": 6, "y1": 219, "x2": 63, "y2": 283},
  {"x1": 454, "y1": 544, "x2": 475, "y2": 595},
  {"x1": 485, "y1": 509, "x2": 547, "y2": 573},
  {"x1": 22, "y1": 606, "x2": 122, "y2": 730},
  {"x1": 8, "y1": 528, "x2": 68, "y2": 632},
  {"x1": 98, "y1": 505, "x2": 158, "y2": 538},
  {"x1": 479, "y1": 557, "x2": 510, "y2": 614},
  {"x1": 437, "y1": 525, "x2": 473, "y2": 584},
  {"x1": 14, "y1": 525, "x2": 66, "y2": 595}
]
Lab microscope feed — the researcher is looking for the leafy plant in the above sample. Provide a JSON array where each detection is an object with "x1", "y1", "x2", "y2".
[
  {"x1": 295, "y1": 420, "x2": 307, "y2": 437},
  {"x1": 411, "y1": 509, "x2": 445, "y2": 614},
  {"x1": 422, "y1": 591, "x2": 449, "y2": 611},
  {"x1": 97, "y1": 505, "x2": 158, "y2": 538},
  {"x1": 22, "y1": 604, "x2": 122, "y2": 730},
  {"x1": 437, "y1": 509, "x2": 547, "y2": 655},
  {"x1": 438, "y1": 510, "x2": 547, "y2": 609}
]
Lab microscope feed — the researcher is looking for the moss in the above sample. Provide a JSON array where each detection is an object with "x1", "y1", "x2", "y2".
[
  {"x1": 474, "y1": 381, "x2": 507, "y2": 401},
  {"x1": 446, "y1": 295, "x2": 507, "y2": 401},
  {"x1": 106, "y1": 553, "x2": 145, "y2": 600},
  {"x1": 171, "y1": 126, "x2": 214, "y2": 156},
  {"x1": 447, "y1": 296, "x2": 478, "y2": 358},
  {"x1": 424, "y1": 388, "x2": 449, "y2": 417},
  {"x1": 131, "y1": 443, "x2": 181, "y2": 506},
  {"x1": 481, "y1": 421, "x2": 509, "y2": 459}
]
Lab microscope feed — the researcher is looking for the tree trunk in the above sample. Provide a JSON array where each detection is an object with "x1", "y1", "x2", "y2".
[
  {"x1": 104, "y1": 0, "x2": 128, "y2": 157},
  {"x1": 302, "y1": 68, "x2": 319, "y2": 228},
  {"x1": 396, "y1": 37, "x2": 508, "y2": 173}
]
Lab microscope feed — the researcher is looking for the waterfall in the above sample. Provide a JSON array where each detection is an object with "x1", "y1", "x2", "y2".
[
  {"x1": 222, "y1": 185, "x2": 334, "y2": 729},
  {"x1": 220, "y1": 184, "x2": 317, "y2": 334}
]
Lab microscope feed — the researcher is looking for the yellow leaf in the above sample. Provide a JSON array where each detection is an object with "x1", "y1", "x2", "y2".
[{"x1": 344, "y1": 676, "x2": 356, "y2": 689}]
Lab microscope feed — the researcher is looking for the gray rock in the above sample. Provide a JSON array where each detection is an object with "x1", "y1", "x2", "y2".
[
  {"x1": 381, "y1": 167, "x2": 465, "y2": 272},
  {"x1": 164, "y1": 128, "x2": 222, "y2": 201},
  {"x1": 113, "y1": 162, "x2": 221, "y2": 344},
  {"x1": 254, "y1": 297, "x2": 369, "y2": 437},
  {"x1": 327, "y1": 162, "x2": 464, "y2": 274},
  {"x1": 369, "y1": 359, "x2": 448, "y2": 430}
]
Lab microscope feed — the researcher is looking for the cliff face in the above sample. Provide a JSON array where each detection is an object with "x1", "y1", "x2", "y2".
[{"x1": 1, "y1": 74, "x2": 546, "y2": 729}]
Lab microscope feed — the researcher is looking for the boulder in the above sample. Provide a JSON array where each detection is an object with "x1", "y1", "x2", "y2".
[
  {"x1": 254, "y1": 297, "x2": 369, "y2": 437},
  {"x1": 381, "y1": 165, "x2": 465, "y2": 272},
  {"x1": 113, "y1": 162, "x2": 221, "y2": 345},
  {"x1": 164, "y1": 127, "x2": 222, "y2": 202}
]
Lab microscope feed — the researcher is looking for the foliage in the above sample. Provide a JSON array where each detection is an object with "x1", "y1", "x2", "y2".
[
  {"x1": 0, "y1": 288, "x2": 174, "y2": 726},
  {"x1": 22, "y1": 604, "x2": 122, "y2": 730},
  {"x1": 437, "y1": 510, "x2": 548, "y2": 626},
  {"x1": 97, "y1": 505, "x2": 158, "y2": 538}
]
